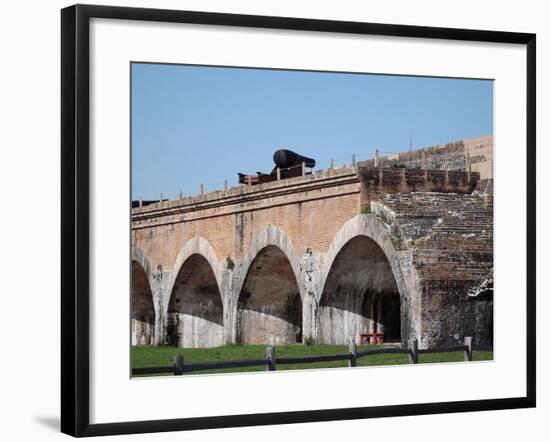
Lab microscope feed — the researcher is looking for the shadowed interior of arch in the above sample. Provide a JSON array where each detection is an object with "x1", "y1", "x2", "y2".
[
  {"x1": 467, "y1": 287, "x2": 493, "y2": 345},
  {"x1": 167, "y1": 254, "x2": 224, "y2": 348},
  {"x1": 319, "y1": 236, "x2": 401, "y2": 345},
  {"x1": 237, "y1": 245, "x2": 302, "y2": 345},
  {"x1": 131, "y1": 261, "x2": 155, "y2": 345}
]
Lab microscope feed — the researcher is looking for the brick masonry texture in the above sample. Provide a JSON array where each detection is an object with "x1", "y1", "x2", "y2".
[
  {"x1": 131, "y1": 136, "x2": 493, "y2": 349},
  {"x1": 361, "y1": 135, "x2": 493, "y2": 180}
]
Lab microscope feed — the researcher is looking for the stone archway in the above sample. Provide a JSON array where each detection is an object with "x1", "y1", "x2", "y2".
[
  {"x1": 131, "y1": 257, "x2": 155, "y2": 346},
  {"x1": 318, "y1": 214, "x2": 409, "y2": 345},
  {"x1": 166, "y1": 237, "x2": 224, "y2": 348},
  {"x1": 235, "y1": 225, "x2": 303, "y2": 298},
  {"x1": 237, "y1": 244, "x2": 302, "y2": 345},
  {"x1": 318, "y1": 236, "x2": 401, "y2": 344}
]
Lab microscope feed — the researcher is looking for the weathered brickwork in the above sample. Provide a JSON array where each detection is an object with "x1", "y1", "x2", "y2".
[
  {"x1": 131, "y1": 136, "x2": 493, "y2": 349},
  {"x1": 167, "y1": 254, "x2": 224, "y2": 348},
  {"x1": 371, "y1": 192, "x2": 493, "y2": 347},
  {"x1": 131, "y1": 261, "x2": 155, "y2": 345},
  {"x1": 362, "y1": 135, "x2": 493, "y2": 180},
  {"x1": 358, "y1": 168, "x2": 479, "y2": 211},
  {"x1": 317, "y1": 236, "x2": 401, "y2": 344},
  {"x1": 133, "y1": 168, "x2": 362, "y2": 268}
]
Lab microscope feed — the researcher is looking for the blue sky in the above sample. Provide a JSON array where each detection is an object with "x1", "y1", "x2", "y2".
[{"x1": 131, "y1": 63, "x2": 493, "y2": 200}]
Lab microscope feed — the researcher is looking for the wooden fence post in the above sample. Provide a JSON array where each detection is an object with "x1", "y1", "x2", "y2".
[
  {"x1": 266, "y1": 346, "x2": 276, "y2": 371},
  {"x1": 408, "y1": 339, "x2": 418, "y2": 364},
  {"x1": 173, "y1": 355, "x2": 184, "y2": 375},
  {"x1": 348, "y1": 342, "x2": 357, "y2": 367},
  {"x1": 464, "y1": 336, "x2": 473, "y2": 362}
]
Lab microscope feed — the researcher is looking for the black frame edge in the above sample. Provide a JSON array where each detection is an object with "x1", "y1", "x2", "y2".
[
  {"x1": 78, "y1": 397, "x2": 532, "y2": 437},
  {"x1": 61, "y1": 3, "x2": 537, "y2": 437},
  {"x1": 525, "y1": 34, "x2": 536, "y2": 407},
  {"x1": 61, "y1": 4, "x2": 92, "y2": 437},
  {"x1": 76, "y1": 3, "x2": 534, "y2": 44},
  {"x1": 61, "y1": 4, "x2": 78, "y2": 436}
]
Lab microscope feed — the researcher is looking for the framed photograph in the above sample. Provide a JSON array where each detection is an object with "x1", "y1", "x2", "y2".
[{"x1": 61, "y1": 4, "x2": 536, "y2": 437}]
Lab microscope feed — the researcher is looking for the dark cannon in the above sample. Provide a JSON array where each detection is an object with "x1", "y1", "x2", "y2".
[
  {"x1": 238, "y1": 149, "x2": 316, "y2": 185},
  {"x1": 272, "y1": 149, "x2": 316, "y2": 170}
]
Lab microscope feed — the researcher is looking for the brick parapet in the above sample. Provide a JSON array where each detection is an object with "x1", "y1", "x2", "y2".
[
  {"x1": 133, "y1": 166, "x2": 358, "y2": 214},
  {"x1": 359, "y1": 135, "x2": 493, "y2": 179},
  {"x1": 132, "y1": 167, "x2": 479, "y2": 230}
]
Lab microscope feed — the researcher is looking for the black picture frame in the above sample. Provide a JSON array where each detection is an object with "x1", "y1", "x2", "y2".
[{"x1": 61, "y1": 4, "x2": 536, "y2": 437}]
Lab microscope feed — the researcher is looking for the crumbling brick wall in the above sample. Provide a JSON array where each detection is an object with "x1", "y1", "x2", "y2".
[
  {"x1": 371, "y1": 192, "x2": 493, "y2": 347},
  {"x1": 361, "y1": 135, "x2": 493, "y2": 180}
]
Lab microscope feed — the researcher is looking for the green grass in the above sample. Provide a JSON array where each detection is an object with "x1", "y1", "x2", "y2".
[{"x1": 132, "y1": 344, "x2": 493, "y2": 377}]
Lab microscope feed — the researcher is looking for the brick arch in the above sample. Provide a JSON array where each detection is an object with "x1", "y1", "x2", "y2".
[
  {"x1": 168, "y1": 236, "x2": 223, "y2": 299},
  {"x1": 131, "y1": 246, "x2": 155, "y2": 291},
  {"x1": 235, "y1": 225, "x2": 303, "y2": 302},
  {"x1": 320, "y1": 214, "x2": 407, "y2": 303},
  {"x1": 235, "y1": 225, "x2": 303, "y2": 345},
  {"x1": 317, "y1": 214, "x2": 409, "y2": 344},
  {"x1": 131, "y1": 247, "x2": 156, "y2": 345},
  {"x1": 166, "y1": 236, "x2": 224, "y2": 348}
]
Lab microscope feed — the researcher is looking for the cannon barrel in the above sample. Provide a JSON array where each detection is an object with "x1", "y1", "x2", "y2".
[{"x1": 273, "y1": 149, "x2": 316, "y2": 169}]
